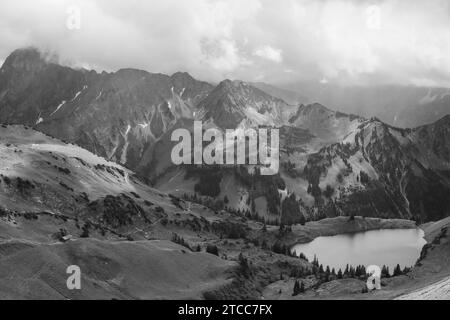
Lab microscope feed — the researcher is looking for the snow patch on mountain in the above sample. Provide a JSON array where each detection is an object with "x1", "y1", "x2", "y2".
[
  {"x1": 71, "y1": 85, "x2": 87, "y2": 102},
  {"x1": 120, "y1": 124, "x2": 132, "y2": 164},
  {"x1": 124, "y1": 124, "x2": 131, "y2": 136},
  {"x1": 50, "y1": 100, "x2": 66, "y2": 116}
]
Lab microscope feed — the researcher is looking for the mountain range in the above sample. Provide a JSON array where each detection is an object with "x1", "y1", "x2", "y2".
[
  {"x1": 1, "y1": 47, "x2": 450, "y2": 299},
  {"x1": 1, "y1": 47, "x2": 449, "y2": 225},
  {"x1": 279, "y1": 82, "x2": 450, "y2": 128}
]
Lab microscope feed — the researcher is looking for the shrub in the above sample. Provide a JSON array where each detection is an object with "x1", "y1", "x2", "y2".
[{"x1": 206, "y1": 244, "x2": 219, "y2": 256}]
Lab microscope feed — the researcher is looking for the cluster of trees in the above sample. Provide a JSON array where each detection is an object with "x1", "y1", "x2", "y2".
[
  {"x1": 16, "y1": 177, "x2": 35, "y2": 195},
  {"x1": 392, "y1": 264, "x2": 411, "y2": 277},
  {"x1": 244, "y1": 209, "x2": 280, "y2": 226},
  {"x1": 307, "y1": 255, "x2": 411, "y2": 282},
  {"x1": 292, "y1": 280, "x2": 305, "y2": 296},
  {"x1": 211, "y1": 221, "x2": 247, "y2": 239},
  {"x1": 282, "y1": 160, "x2": 301, "y2": 178},
  {"x1": 359, "y1": 171, "x2": 370, "y2": 184},
  {"x1": 237, "y1": 167, "x2": 285, "y2": 216},
  {"x1": 281, "y1": 193, "x2": 306, "y2": 226},
  {"x1": 185, "y1": 165, "x2": 223, "y2": 197},
  {"x1": 206, "y1": 244, "x2": 219, "y2": 256},
  {"x1": 271, "y1": 241, "x2": 295, "y2": 256},
  {"x1": 171, "y1": 233, "x2": 193, "y2": 251},
  {"x1": 182, "y1": 193, "x2": 225, "y2": 211},
  {"x1": 306, "y1": 183, "x2": 322, "y2": 200}
]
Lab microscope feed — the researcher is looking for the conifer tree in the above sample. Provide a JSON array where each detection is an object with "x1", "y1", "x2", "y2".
[
  {"x1": 319, "y1": 264, "x2": 324, "y2": 274},
  {"x1": 292, "y1": 280, "x2": 300, "y2": 296},
  {"x1": 393, "y1": 264, "x2": 402, "y2": 277},
  {"x1": 299, "y1": 281, "x2": 305, "y2": 293}
]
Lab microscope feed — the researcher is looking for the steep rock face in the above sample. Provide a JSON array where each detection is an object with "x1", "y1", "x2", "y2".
[
  {"x1": 411, "y1": 115, "x2": 450, "y2": 164},
  {"x1": 0, "y1": 48, "x2": 89, "y2": 125},
  {"x1": 289, "y1": 103, "x2": 363, "y2": 143},
  {"x1": 170, "y1": 71, "x2": 213, "y2": 103},
  {"x1": 303, "y1": 118, "x2": 450, "y2": 221},
  {"x1": 198, "y1": 79, "x2": 295, "y2": 129},
  {"x1": 0, "y1": 48, "x2": 214, "y2": 172}
]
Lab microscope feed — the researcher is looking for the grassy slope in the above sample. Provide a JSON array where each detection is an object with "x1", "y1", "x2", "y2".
[
  {"x1": 0, "y1": 238, "x2": 234, "y2": 300},
  {"x1": 0, "y1": 124, "x2": 236, "y2": 299}
]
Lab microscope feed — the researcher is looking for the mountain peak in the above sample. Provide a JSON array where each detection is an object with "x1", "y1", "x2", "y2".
[
  {"x1": 217, "y1": 79, "x2": 251, "y2": 89},
  {"x1": 300, "y1": 103, "x2": 333, "y2": 114},
  {"x1": 171, "y1": 71, "x2": 195, "y2": 81},
  {"x1": 198, "y1": 79, "x2": 291, "y2": 129},
  {"x1": 438, "y1": 114, "x2": 450, "y2": 123},
  {"x1": 1, "y1": 47, "x2": 47, "y2": 73},
  {"x1": 217, "y1": 79, "x2": 235, "y2": 88}
]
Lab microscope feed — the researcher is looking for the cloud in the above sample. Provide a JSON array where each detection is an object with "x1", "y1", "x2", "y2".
[
  {"x1": 253, "y1": 46, "x2": 283, "y2": 63},
  {"x1": 0, "y1": 0, "x2": 450, "y2": 87}
]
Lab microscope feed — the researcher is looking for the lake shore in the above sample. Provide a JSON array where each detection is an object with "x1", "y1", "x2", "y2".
[{"x1": 264, "y1": 216, "x2": 417, "y2": 248}]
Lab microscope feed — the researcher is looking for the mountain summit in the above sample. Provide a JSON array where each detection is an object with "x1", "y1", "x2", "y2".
[{"x1": 198, "y1": 79, "x2": 295, "y2": 129}]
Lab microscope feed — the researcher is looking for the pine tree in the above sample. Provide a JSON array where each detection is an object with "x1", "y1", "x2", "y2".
[
  {"x1": 299, "y1": 281, "x2": 305, "y2": 293},
  {"x1": 312, "y1": 255, "x2": 319, "y2": 267},
  {"x1": 344, "y1": 264, "x2": 349, "y2": 277},
  {"x1": 393, "y1": 264, "x2": 402, "y2": 277},
  {"x1": 360, "y1": 265, "x2": 366, "y2": 277},
  {"x1": 385, "y1": 266, "x2": 391, "y2": 278},
  {"x1": 292, "y1": 280, "x2": 300, "y2": 296},
  {"x1": 325, "y1": 266, "x2": 331, "y2": 282},
  {"x1": 349, "y1": 266, "x2": 355, "y2": 278},
  {"x1": 381, "y1": 265, "x2": 389, "y2": 278}
]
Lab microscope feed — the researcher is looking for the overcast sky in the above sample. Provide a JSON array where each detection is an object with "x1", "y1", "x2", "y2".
[{"x1": 1, "y1": 0, "x2": 450, "y2": 87}]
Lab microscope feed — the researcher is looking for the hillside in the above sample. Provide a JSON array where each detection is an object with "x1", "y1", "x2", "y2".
[
  {"x1": 0, "y1": 124, "x2": 239, "y2": 299},
  {"x1": 1, "y1": 47, "x2": 450, "y2": 226}
]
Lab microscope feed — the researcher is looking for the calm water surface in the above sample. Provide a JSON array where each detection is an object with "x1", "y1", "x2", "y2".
[{"x1": 291, "y1": 228, "x2": 426, "y2": 272}]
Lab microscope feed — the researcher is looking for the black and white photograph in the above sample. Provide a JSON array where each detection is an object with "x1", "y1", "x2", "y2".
[{"x1": 0, "y1": 0, "x2": 449, "y2": 306}]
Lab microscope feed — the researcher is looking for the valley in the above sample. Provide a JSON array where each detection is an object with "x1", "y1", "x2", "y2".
[
  {"x1": 0, "y1": 123, "x2": 448, "y2": 299},
  {"x1": 0, "y1": 48, "x2": 449, "y2": 300}
]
